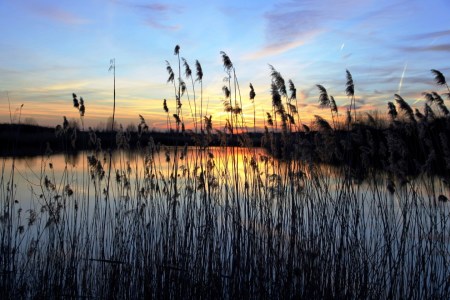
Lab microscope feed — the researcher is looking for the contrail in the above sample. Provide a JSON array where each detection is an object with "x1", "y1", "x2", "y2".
[
  {"x1": 340, "y1": 43, "x2": 345, "y2": 51},
  {"x1": 398, "y1": 63, "x2": 407, "y2": 94}
]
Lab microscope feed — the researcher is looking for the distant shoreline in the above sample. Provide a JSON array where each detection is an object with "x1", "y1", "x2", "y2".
[{"x1": 0, "y1": 123, "x2": 265, "y2": 157}]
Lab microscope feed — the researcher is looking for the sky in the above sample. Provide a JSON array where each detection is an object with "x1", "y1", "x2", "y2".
[{"x1": 1, "y1": 0, "x2": 450, "y2": 131}]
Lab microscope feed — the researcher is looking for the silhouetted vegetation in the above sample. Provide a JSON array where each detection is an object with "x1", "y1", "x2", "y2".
[{"x1": 1, "y1": 47, "x2": 449, "y2": 299}]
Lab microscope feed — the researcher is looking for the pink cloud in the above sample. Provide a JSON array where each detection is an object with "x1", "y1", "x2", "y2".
[
  {"x1": 113, "y1": 1, "x2": 181, "y2": 31},
  {"x1": 245, "y1": 30, "x2": 322, "y2": 59},
  {"x1": 146, "y1": 19, "x2": 180, "y2": 31},
  {"x1": 31, "y1": 4, "x2": 89, "y2": 25}
]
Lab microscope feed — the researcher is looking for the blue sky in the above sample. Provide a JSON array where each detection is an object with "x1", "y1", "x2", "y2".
[{"x1": 1, "y1": 0, "x2": 449, "y2": 129}]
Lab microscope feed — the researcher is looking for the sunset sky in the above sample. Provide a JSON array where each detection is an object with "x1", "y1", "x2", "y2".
[{"x1": 1, "y1": 0, "x2": 449, "y2": 130}]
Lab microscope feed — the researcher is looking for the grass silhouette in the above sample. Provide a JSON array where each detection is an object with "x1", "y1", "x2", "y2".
[{"x1": 0, "y1": 48, "x2": 449, "y2": 299}]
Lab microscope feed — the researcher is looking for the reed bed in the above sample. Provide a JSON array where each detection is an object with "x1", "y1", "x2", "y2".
[{"x1": 1, "y1": 47, "x2": 449, "y2": 299}]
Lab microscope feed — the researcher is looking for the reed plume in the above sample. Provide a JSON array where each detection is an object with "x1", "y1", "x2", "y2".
[
  {"x1": 249, "y1": 83, "x2": 256, "y2": 100},
  {"x1": 182, "y1": 58, "x2": 192, "y2": 78},
  {"x1": 269, "y1": 64, "x2": 287, "y2": 97},
  {"x1": 79, "y1": 97, "x2": 85, "y2": 117},
  {"x1": 166, "y1": 61, "x2": 175, "y2": 83},
  {"x1": 195, "y1": 60, "x2": 203, "y2": 81},
  {"x1": 314, "y1": 115, "x2": 332, "y2": 132},
  {"x1": 424, "y1": 103, "x2": 435, "y2": 121},
  {"x1": 394, "y1": 94, "x2": 415, "y2": 123},
  {"x1": 317, "y1": 84, "x2": 330, "y2": 107},
  {"x1": 346, "y1": 69, "x2": 356, "y2": 122},
  {"x1": 220, "y1": 51, "x2": 233, "y2": 72},
  {"x1": 174, "y1": 44, "x2": 180, "y2": 55},
  {"x1": 330, "y1": 96, "x2": 337, "y2": 113},
  {"x1": 72, "y1": 93, "x2": 79, "y2": 108},
  {"x1": 288, "y1": 80, "x2": 296, "y2": 100},
  {"x1": 271, "y1": 82, "x2": 282, "y2": 110},
  {"x1": 195, "y1": 60, "x2": 203, "y2": 132},
  {"x1": 249, "y1": 83, "x2": 256, "y2": 133},
  {"x1": 431, "y1": 92, "x2": 449, "y2": 116},
  {"x1": 431, "y1": 69, "x2": 447, "y2": 86},
  {"x1": 387, "y1": 102, "x2": 397, "y2": 120},
  {"x1": 414, "y1": 108, "x2": 424, "y2": 121}
]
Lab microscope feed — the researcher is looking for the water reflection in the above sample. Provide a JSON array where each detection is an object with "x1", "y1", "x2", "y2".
[{"x1": 1, "y1": 146, "x2": 449, "y2": 298}]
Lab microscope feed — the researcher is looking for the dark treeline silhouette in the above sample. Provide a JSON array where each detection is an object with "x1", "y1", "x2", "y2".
[{"x1": 0, "y1": 123, "x2": 266, "y2": 157}]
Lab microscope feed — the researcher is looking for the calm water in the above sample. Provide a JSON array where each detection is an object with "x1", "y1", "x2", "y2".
[{"x1": 2, "y1": 146, "x2": 449, "y2": 237}]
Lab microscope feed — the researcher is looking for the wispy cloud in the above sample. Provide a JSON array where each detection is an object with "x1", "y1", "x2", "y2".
[
  {"x1": 145, "y1": 20, "x2": 180, "y2": 31},
  {"x1": 245, "y1": 31, "x2": 322, "y2": 59},
  {"x1": 399, "y1": 44, "x2": 450, "y2": 53},
  {"x1": 115, "y1": 1, "x2": 181, "y2": 31},
  {"x1": 403, "y1": 30, "x2": 450, "y2": 41},
  {"x1": 264, "y1": 8, "x2": 322, "y2": 45},
  {"x1": 30, "y1": 4, "x2": 89, "y2": 25}
]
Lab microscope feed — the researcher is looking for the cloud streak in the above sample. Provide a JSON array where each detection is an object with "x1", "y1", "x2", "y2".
[
  {"x1": 115, "y1": 1, "x2": 181, "y2": 31},
  {"x1": 399, "y1": 44, "x2": 450, "y2": 53},
  {"x1": 245, "y1": 30, "x2": 322, "y2": 59},
  {"x1": 30, "y1": 4, "x2": 89, "y2": 25},
  {"x1": 403, "y1": 30, "x2": 450, "y2": 41}
]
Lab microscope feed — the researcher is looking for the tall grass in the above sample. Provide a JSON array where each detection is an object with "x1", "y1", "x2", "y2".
[{"x1": 0, "y1": 50, "x2": 449, "y2": 299}]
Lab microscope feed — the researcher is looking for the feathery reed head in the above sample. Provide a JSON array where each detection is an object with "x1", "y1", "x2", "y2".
[
  {"x1": 432, "y1": 92, "x2": 449, "y2": 115},
  {"x1": 166, "y1": 61, "x2": 174, "y2": 83},
  {"x1": 79, "y1": 97, "x2": 85, "y2": 116},
  {"x1": 431, "y1": 92, "x2": 444, "y2": 105},
  {"x1": 330, "y1": 96, "x2": 338, "y2": 113},
  {"x1": 72, "y1": 93, "x2": 79, "y2": 108},
  {"x1": 220, "y1": 51, "x2": 233, "y2": 72},
  {"x1": 174, "y1": 45, "x2": 180, "y2": 55},
  {"x1": 182, "y1": 58, "x2": 192, "y2": 78},
  {"x1": 431, "y1": 69, "x2": 446, "y2": 86},
  {"x1": 394, "y1": 94, "x2": 415, "y2": 122},
  {"x1": 314, "y1": 115, "x2": 332, "y2": 131},
  {"x1": 269, "y1": 64, "x2": 286, "y2": 97},
  {"x1": 424, "y1": 103, "x2": 435, "y2": 120},
  {"x1": 288, "y1": 79, "x2": 296, "y2": 100},
  {"x1": 180, "y1": 80, "x2": 186, "y2": 96},
  {"x1": 345, "y1": 69, "x2": 354, "y2": 97},
  {"x1": 423, "y1": 92, "x2": 434, "y2": 103},
  {"x1": 271, "y1": 82, "x2": 282, "y2": 109},
  {"x1": 223, "y1": 100, "x2": 232, "y2": 112},
  {"x1": 316, "y1": 84, "x2": 330, "y2": 107},
  {"x1": 222, "y1": 86, "x2": 231, "y2": 99},
  {"x1": 195, "y1": 60, "x2": 203, "y2": 82},
  {"x1": 387, "y1": 101, "x2": 397, "y2": 119},
  {"x1": 163, "y1": 99, "x2": 169, "y2": 113},
  {"x1": 415, "y1": 108, "x2": 424, "y2": 121},
  {"x1": 173, "y1": 114, "x2": 181, "y2": 124},
  {"x1": 249, "y1": 83, "x2": 256, "y2": 102},
  {"x1": 266, "y1": 112, "x2": 273, "y2": 126}
]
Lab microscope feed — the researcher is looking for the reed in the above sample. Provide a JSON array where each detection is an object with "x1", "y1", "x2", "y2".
[{"x1": 0, "y1": 51, "x2": 449, "y2": 300}]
